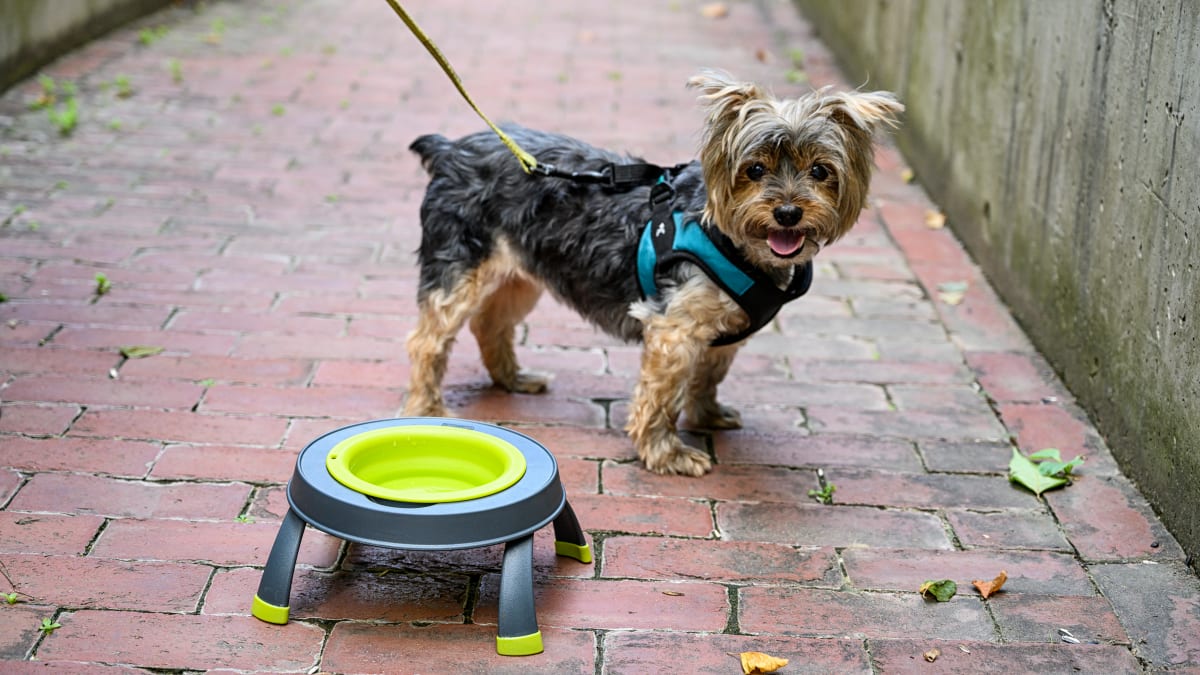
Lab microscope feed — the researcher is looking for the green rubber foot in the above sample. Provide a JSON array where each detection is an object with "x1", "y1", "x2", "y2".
[
  {"x1": 496, "y1": 630, "x2": 543, "y2": 656},
  {"x1": 554, "y1": 540, "x2": 593, "y2": 564},
  {"x1": 252, "y1": 594, "x2": 290, "y2": 624}
]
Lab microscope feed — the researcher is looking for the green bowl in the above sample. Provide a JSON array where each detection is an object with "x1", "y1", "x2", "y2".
[{"x1": 325, "y1": 425, "x2": 527, "y2": 503}]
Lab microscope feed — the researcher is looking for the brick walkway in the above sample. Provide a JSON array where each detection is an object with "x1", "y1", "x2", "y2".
[{"x1": 1, "y1": 0, "x2": 1198, "y2": 673}]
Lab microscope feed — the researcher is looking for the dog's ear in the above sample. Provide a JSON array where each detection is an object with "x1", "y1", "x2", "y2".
[
  {"x1": 823, "y1": 90, "x2": 904, "y2": 136},
  {"x1": 688, "y1": 71, "x2": 766, "y2": 130}
]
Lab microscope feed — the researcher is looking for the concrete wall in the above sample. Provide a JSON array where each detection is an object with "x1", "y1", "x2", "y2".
[
  {"x1": 795, "y1": 0, "x2": 1199, "y2": 565},
  {"x1": 1, "y1": 0, "x2": 170, "y2": 93}
]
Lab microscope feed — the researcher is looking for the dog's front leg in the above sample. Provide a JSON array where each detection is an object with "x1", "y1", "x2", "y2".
[
  {"x1": 684, "y1": 344, "x2": 743, "y2": 430},
  {"x1": 625, "y1": 315, "x2": 714, "y2": 476}
]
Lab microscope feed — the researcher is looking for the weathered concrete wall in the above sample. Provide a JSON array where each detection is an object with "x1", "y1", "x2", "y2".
[
  {"x1": 795, "y1": 0, "x2": 1199, "y2": 565},
  {"x1": 1, "y1": 0, "x2": 170, "y2": 93}
]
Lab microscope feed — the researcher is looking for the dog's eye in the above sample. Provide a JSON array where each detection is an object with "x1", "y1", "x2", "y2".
[
  {"x1": 809, "y1": 164, "x2": 831, "y2": 181},
  {"x1": 746, "y1": 163, "x2": 767, "y2": 181}
]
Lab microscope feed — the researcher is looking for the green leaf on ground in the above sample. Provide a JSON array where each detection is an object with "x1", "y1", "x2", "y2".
[
  {"x1": 120, "y1": 345, "x2": 164, "y2": 359},
  {"x1": 39, "y1": 617, "x2": 61, "y2": 633},
  {"x1": 1009, "y1": 448, "x2": 1068, "y2": 496},
  {"x1": 1028, "y1": 448, "x2": 1085, "y2": 477},
  {"x1": 918, "y1": 579, "x2": 957, "y2": 602},
  {"x1": 807, "y1": 483, "x2": 836, "y2": 505}
]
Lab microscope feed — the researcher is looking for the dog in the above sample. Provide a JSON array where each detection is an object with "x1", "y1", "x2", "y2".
[{"x1": 403, "y1": 71, "x2": 902, "y2": 475}]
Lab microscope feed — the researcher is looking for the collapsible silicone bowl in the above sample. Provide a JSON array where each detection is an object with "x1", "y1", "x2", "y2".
[{"x1": 251, "y1": 417, "x2": 591, "y2": 657}]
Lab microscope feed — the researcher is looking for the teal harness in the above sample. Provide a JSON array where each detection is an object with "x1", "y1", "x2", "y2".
[{"x1": 637, "y1": 186, "x2": 813, "y2": 346}]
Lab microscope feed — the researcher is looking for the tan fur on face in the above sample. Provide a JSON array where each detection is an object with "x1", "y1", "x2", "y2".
[{"x1": 688, "y1": 71, "x2": 903, "y2": 269}]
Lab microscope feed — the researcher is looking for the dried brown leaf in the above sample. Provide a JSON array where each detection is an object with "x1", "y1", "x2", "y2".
[
  {"x1": 924, "y1": 210, "x2": 946, "y2": 229},
  {"x1": 923, "y1": 648, "x2": 941, "y2": 662},
  {"x1": 740, "y1": 651, "x2": 789, "y2": 674},
  {"x1": 700, "y1": 3, "x2": 729, "y2": 19},
  {"x1": 972, "y1": 570, "x2": 1008, "y2": 599}
]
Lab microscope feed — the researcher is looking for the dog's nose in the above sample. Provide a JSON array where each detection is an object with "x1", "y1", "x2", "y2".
[{"x1": 773, "y1": 205, "x2": 803, "y2": 227}]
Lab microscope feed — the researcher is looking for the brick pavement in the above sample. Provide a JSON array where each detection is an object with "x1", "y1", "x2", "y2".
[{"x1": 1, "y1": 0, "x2": 1198, "y2": 673}]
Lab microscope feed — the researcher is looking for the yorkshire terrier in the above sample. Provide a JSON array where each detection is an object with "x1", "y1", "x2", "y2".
[{"x1": 403, "y1": 71, "x2": 902, "y2": 475}]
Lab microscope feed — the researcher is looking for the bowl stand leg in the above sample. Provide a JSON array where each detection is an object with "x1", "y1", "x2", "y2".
[
  {"x1": 552, "y1": 499, "x2": 592, "y2": 563},
  {"x1": 495, "y1": 534, "x2": 543, "y2": 656},
  {"x1": 252, "y1": 508, "x2": 307, "y2": 624}
]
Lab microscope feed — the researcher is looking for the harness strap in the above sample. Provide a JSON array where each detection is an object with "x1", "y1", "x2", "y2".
[
  {"x1": 639, "y1": 182, "x2": 813, "y2": 346},
  {"x1": 534, "y1": 161, "x2": 691, "y2": 192}
]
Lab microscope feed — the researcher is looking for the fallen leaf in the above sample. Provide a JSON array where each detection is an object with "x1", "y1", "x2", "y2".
[
  {"x1": 754, "y1": 47, "x2": 770, "y2": 63},
  {"x1": 972, "y1": 570, "x2": 1008, "y2": 599},
  {"x1": 900, "y1": 168, "x2": 915, "y2": 183},
  {"x1": 740, "y1": 651, "x2": 789, "y2": 674},
  {"x1": 937, "y1": 280, "x2": 968, "y2": 306},
  {"x1": 958, "y1": 644, "x2": 971, "y2": 654},
  {"x1": 661, "y1": 590, "x2": 685, "y2": 596},
  {"x1": 924, "y1": 210, "x2": 946, "y2": 229},
  {"x1": 1009, "y1": 448, "x2": 1068, "y2": 496},
  {"x1": 919, "y1": 579, "x2": 957, "y2": 602},
  {"x1": 923, "y1": 648, "x2": 941, "y2": 662},
  {"x1": 1028, "y1": 448, "x2": 1086, "y2": 477},
  {"x1": 700, "y1": 3, "x2": 729, "y2": 19},
  {"x1": 120, "y1": 345, "x2": 164, "y2": 359}
]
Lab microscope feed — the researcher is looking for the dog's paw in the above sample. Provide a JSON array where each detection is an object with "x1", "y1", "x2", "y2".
[
  {"x1": 402, "y1": 397, "x2": 450, "y2": 418},
  {"x1": 645, "y1": 440, "x2": 713, "y2": 476},
  {"x1": 688, "y1": 403, "x2": 743, "y2": 430},
  {"x1": 501, "y1": 369, "x2": 551, "y2": 394}
]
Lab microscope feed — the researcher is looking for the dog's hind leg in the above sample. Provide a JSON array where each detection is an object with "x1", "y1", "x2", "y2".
[
  {"x1": 469, "y1": 274, "x2": 551, "y2": 394},
  {"x1": 403, "y1": 280, "x2": 478, "y2": 417},
  {"x1": 683, "y1": 345, "x2": 743, "y2": 430}
]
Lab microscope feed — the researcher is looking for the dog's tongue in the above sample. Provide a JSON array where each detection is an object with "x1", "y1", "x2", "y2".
[{"x1": 768, "y1": 230, "x2": 806, "y2": 257}]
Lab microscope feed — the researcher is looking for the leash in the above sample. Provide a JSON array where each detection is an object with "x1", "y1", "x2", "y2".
[{"x1": 383, "y1": 0, "x2": 685, "y2": 190}]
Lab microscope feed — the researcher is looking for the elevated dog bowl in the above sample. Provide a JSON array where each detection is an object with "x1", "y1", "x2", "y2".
[{"x1": 251, "y1": 417, "x2": 592, "y2": 656}]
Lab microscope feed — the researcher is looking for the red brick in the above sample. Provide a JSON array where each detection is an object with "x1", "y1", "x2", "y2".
[
  {"x1": 445, "y1": 386, "x2": 605, "y2": 428},
  {"x1": 201, "y1": 383, "x2": 403, "y2": 418},
  {"x1": 37, "y1": 610, "x2": 324, "y2": 672},
  {"x1": 867, "y1": 639, "x2": 1141, "y2": 674},
  {"x1": 475, "y1": 576, "x2": 728, "y2": 631},
  {"x1": 603, "y1": 536, "x2": 840, "y2": 586},
  {"x1": 91, "y1": 519, "x2": 340, "y2": 567},
  {"x1": 718, "y1": 501, "x2": 952, "y2": 549},
  {"x1": 1046, "y1": 475, "x2": 1185, "y2": 561},
  {"x1": 965, "y1": 351, "x2": 1064, "y2": 403},
  {"x1": 569, "y1": 492, "x2": 714, "y2": 537},
  {"x1": 0, "y1": 322, "x2": 56, "y2": 347},
  {"x1": 794, "y1": 358, "x2": 971, "y2": 384},
  {"x1": 0, "y1": 554, "x2": 208, "y2": 612},
  {"x1": 3, "y1": 375, "x2": 202, "y2": 410},
  {"x1": 946, "y1": 508, "x2": 1072, "y2": 552},
  {"x1": 234, "y1": 333, "x2": 400, "y2": 360},
  {"x1": 150, "y1": 444, "x2": 297, "y2": 482},
  {"x1": 70, "y1": 408, "x2": 288, "y2": 446},
  {"x1": 311, "y1": 359, "x2": 409, "y2": 388},
  {"x1": 807, "y1": 406, "x2": 1009, "y2": 441},
  {"x1": 0, "y1": 403, "x2": 79, "y2": 435},
  {"x1": 0, "y1": 436, "x2": 160, "y2": 476},
  {"x1": 1091, "y1": 561, "x2": 1200, "y2": 669},
  {"x1": 604, "y1": 632, "x2": 868, "y2": 674},
  {"x1": 248, "y1": 485, "x2": 292, "y2": 521},
  {"x1": 204, "y1": 566, "x2": 467, "y2": 622},
  {"x1": 119, "y1": 353, "x2": 313, "y2": 385},
  {"x1": 169, "y1": 308, "x2": 345, "y2": 335},
  {"x1": 511, "y1": 425, "x2": 633, "y2": 461},
  {"x1": 997, "y1": 402, "x2": 1121, "y2": 475},
  {"x1": 0, "y1": 602, "x2": 49, "y2": 659},
  {"x1": 322, "y1": 622, "x2": 595, "y2": 675},
  {"x1": 0, "y1": 346, "x2": 120, "y2": 377},
  {"x1": 740, "y1": 586, "x2": 994, "y2": 640},
  {"x1": 0, "y1": 662, "x2": 143, "y2": 673},
  {"x1": 714, "y1": 432, "x2": 923, "y2": 472},
  {"x1": 0, "y1": 469, "x2": 20, "y2": 504},
  {"x1": 51, "y1": 326, "x2": 238, "y2": 356},
  {"x1": 10, "y1": 474, "x2": 251, "y2": 520},
  {"x1": 917, "y1": 439, "x2": 1011, "y2": 473},
  {"x1": 991, "y1": 594, "x2": 1128, "y2": 644},
  {"x1": 717, "y1": 378, "x2": 890, "y2": 410},
  {"x1": 832, "y1": 469, "x2": 1032, "y2": 509},
  {"x1": 842, "y1": 548, "x2": 1095, "y2": 596},
  {"x1": 0, "y1": 512, "x2": 104, "y2": 556},
  {"x1": 604, "y1": 461, "x2": 819, "y2": 504},
  {"x1": 0, "y1": 302, "x2": 170, "y2": 330}
]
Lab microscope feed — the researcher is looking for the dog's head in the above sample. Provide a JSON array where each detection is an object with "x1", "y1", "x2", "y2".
[{"x1": 689, "y1": 71, "x2": 902, "y2": 269}]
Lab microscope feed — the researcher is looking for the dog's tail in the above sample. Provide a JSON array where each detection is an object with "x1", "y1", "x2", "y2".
[{"x1": 409, "y1": 134, "x2": 452, "y2": 175}]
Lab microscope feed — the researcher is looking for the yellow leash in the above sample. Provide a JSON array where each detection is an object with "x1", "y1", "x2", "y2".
[{"x1": 382, "y1": 0, "x2": 539, "y2": 174}]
